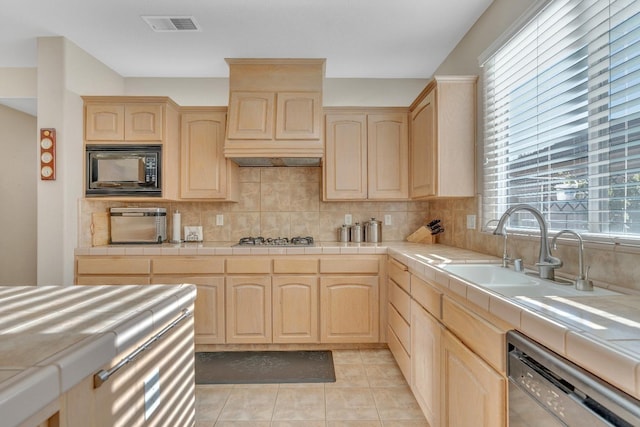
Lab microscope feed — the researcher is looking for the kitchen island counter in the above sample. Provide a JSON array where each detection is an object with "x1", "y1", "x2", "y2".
[{"x1": 0, "y1": 284, "x2": 196, "y2": 427}]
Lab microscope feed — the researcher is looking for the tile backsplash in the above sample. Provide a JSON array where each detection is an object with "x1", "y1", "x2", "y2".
[{"x1": 79, "y1": 167, "x2": 430, "y2": 247}]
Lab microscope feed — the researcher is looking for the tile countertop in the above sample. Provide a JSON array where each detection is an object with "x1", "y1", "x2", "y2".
[
  {"x1": 0, "y1": 284, "x2": 197, "y2": 427},
  {"x1": 74, "y1": 241, "x2": 640, "y2": 399},
  {"x1": 386, "y1": 244, "x2": 640, "y2": 401}
]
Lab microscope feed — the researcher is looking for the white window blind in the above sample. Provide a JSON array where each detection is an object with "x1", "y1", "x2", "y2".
[{"x1": 482, "y1": 0, "x2": 640, "y2": 239}]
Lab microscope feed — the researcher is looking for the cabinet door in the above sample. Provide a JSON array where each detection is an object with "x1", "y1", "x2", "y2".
[
  {"x1": 124, "y1": 104, "x2": 163, "y2": 141},
  {"x1": 324, "y1": 114, "x2": 368, "y2": 200},
  {"x1": 225, "y1": 276, "x2": 272, "y2": 343},
  {"x1": 411, "y1": 300, "x2": 441, "y2": 427},
  {"x1": 272, "y1": 276, "x2": 319, "y2": 343},
  {"x1": 152, "y1": 276, "x2": 225, "y2": 344},
  {"x1": 275, "y1": 92, "x2": 321, "y2": 139},
  {"x1": 180, "y1": 111, "x2": 230, "y2": 199},
  {"x1": 441, "y1": 329, "x2": 506, "y2": 427},
  {"x1": 320, "y1": 276, "x2": 379, "y2": 343},
  {"x1": 85, "y1": 104, "x2": 125, "y2": 140},
  {"x1": 227, "y1": 91, "x2": 275, "y2": 140},
  {"x1": 367, "y1": 113, "x2": 409, "y2": 199},
  {"x1": 410, "y1": 90, "x2": 437, "y2": 198}
]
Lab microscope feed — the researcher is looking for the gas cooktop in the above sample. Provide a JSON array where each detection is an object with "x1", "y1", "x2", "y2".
[{"x1": 234, "y1": 236, "x2": 315, "y2": 247}]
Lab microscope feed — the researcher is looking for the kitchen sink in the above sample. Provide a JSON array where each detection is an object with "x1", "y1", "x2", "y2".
[{"x1": 440, "y1": 264, "x2": 620, "y2": 297}]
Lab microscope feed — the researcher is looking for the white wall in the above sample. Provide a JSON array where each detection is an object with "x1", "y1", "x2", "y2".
[
  {"x1": 0, "y1": 105, "x2": 37, "y2": 284},
  {"x1": 36, "y1": 37, "x2": 124, "y2": 285},
  {"x1": 124, "y1": 76, "x2": 428, "y2": 107}
]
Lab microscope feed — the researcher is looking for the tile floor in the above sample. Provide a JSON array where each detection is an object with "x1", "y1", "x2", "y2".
[{"x1": 194, "y1": 348, "x2": 429, "y2": 427}]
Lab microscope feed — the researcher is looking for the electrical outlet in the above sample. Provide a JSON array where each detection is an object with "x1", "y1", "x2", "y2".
[
  {"x1": 216, "y1": 214, "x2": 224, "y2": 226},
  {"x1": 384, "y1": 214, "x2": 392, "y2": 225},
  {"x1": 344, "y1": 214, "x2": 352, "y2": 225},
  {"x1": 467, "y1": 214, "x2": 476, "y2": 229}
]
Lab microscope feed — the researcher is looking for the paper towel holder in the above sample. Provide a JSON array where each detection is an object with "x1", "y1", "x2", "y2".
[{"x1": 171, "y1": 210, "x2": 182, "y2": 243}]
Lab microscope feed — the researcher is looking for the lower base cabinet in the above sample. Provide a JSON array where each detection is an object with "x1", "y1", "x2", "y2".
[
  {"x1": 320, "y1": 276, "x2": 379, "y2": 343},
  {"x1": 58, "y1": 313, "x2": 195, "y2": 427},
  {"x1": 273, "y1": 276, "x2": 319, "y2": 343},
  {"x1": 410, "y1": 299, "x2": 442, "y2": 427},
  {"x1": 225, "y1": 276, "x2": 272, "y2": 344},
  {"x1": 441, "y1": 329, "x2": 506, "y2": 427},
  {"x1": 75, "y1": 255, "x2": 383, "y2": 345}
]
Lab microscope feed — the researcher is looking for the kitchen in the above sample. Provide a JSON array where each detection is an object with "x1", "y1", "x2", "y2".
[{"x1": 3, "y1": 0, "x2": 640, "y2": 426}]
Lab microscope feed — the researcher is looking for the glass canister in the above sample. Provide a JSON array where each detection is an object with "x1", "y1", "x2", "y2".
[{"x1": 350, "y1": 222, "x2": 363, "y2": 242}]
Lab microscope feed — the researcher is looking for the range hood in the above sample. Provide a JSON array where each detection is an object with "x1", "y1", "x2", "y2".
[
  {"x1": 224, "y1": 59, "x2": 325, "y2": 166},
  {"x1": 230, "y1": 157, "x2": 321, "y2": 167}
]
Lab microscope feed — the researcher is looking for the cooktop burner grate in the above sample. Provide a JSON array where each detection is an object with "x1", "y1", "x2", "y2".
[{"x1": 234, "y1": 236, "x2": 315, "y2": 247}]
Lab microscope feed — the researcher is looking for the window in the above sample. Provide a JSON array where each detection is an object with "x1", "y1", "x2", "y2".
[{"x1": 482, "y1": 0, "x2": 640, "y2": 240}]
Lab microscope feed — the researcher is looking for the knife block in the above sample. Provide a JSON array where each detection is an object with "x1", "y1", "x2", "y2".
[{"x1": 406, "y1": 226, "x2": 438, "y2": 244}]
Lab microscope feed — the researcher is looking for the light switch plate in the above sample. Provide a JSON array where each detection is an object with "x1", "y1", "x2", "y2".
[
  {"x1": 216, "y1": 214, "x2": 224, "y2": 226},
  {"x1": 184, "y1": 226, "x2": 203, "y2": 242},
  {"x1": 384, "y1": 215, "x2": 392, "y2": 225},
  {"x1": 344, "y1": 214, "x2": 352, "y2": 225}
]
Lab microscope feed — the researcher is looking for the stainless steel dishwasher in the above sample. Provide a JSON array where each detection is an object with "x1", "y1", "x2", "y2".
[{"x1": 507, "y1": 331, "x2": 640, "y2": 426}]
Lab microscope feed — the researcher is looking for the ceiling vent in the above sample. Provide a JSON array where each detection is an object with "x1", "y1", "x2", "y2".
[{"x1": 142, "y1": 16, "x2": 200, "y2": 32}]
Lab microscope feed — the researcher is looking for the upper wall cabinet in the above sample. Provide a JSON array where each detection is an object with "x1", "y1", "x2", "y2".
[
  {"x1": 224, "y1": 59, "x2": 325, "y2": 159},
  {"x1": 180, "y1": 108, "x2": 239, "y2": 201},
  {"x1": 85, "y1": 101, "x2": 166, "y2": 142},
  {"x1": 324, "y1": 109, "x2": 409, "y2": 201},
  {"x1": 409, "y1": 76, "x2": 477, "y2": 199},
  {"x1": 82, "y1": 96, "x2": 181, "y2": 200}
]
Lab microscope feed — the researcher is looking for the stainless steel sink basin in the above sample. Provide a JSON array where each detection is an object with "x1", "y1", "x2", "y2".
[{"x1": 440, "y1": 264, "x2": 620, "y2": 297}]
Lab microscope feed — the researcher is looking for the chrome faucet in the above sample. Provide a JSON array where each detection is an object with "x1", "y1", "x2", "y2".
[
  {"x1": 551, "y1": 230, "x2": 593, "y2": 291},
  {"x1": 493, "y1": 204, "x2": 562, "y2": 280}
]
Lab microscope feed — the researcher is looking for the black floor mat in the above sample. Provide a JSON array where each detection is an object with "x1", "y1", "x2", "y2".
[{"x1": 194, "y1": 350, "x2": 336, "y2": 384}]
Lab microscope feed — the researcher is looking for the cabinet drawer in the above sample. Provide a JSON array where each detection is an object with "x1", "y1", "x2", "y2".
[
  {"x1": 388, "y1": 258, "x2": 410, "y2": 292},
  {"x1": 76, "y1": 258, "x2": 150, "y2": 275},
  {"x1": 152, "y1": 257, "x2": 224, "y2": 274},
  {"x1": 387, "y1": 324, "x2": 411, "y2": 383},
  {"x1": 76, "y1": 276, "x2": 151, "y2": 285},
  {"x1": 442, "y1": 296, "x2": 506, "y2": 374},
  {"x1": 320, "y1": 257, "x2": 379, "y2": 274},
  {"x1": 226, "y1": 257, "x2": 271, "y2": 274},
  {"x1": 273, "y1": 258, "x2": 318, "y2": 274},
  {"x1": 388, "y1": 305, "x2": 410, "y2": 354},
  {"x1": 389, "y1": 280, "x2": 411, "y2": 322},
  {"x1": 411, "y1": 275, "x2": 441, "y2": 319}
]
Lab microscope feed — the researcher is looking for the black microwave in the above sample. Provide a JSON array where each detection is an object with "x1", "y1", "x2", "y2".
[{"x1": 86, "y1": 145, "x2": 162, "y2": 197}]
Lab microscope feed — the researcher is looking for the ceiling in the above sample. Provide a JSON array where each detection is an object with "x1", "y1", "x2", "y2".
[{"x1": 0, "y1": 0, "x2": 492, "y2": 115}]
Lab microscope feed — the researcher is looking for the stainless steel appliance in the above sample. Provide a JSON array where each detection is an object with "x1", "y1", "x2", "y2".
[
  {"x1": 86, "y1": 145, "x2": 161, "y2": 197},
  {"x1": 507, "y1": 330, "x2": 640, "y2": 426},
  {"x1": 110, "y1": 207, "x2": 167, "y2": 244},
  {"x1": 234, "y1": 236, "x2": 315, "y2": 247}
]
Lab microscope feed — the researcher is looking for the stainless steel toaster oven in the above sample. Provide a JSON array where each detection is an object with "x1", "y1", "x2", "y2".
[{"x1": 110, "y1": 207, "x2": 166, "y2": 244}]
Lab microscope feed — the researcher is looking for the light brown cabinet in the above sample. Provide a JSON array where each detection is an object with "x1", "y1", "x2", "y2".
[
  {"x1": 324, "y1": 110, "x2": 409, "y2": 200},
  {"x1": 180, "y1": 109, "x2": 238, "y2": 200},
  {"x1": 320, "y1": 276, "x2": 379, "y2": 343},
  {"x1": 409, "y1": 76, "x2": 477, "y2": 199},
  {"x1": 385, "y1": 257, "x2": 506, "y2": 427},
  {"x1": 411, "y1": 299, "x2": 442, "y2": 427},
  {"x1": 76, "y1": 254, "x2": 382, "y2": 346},
  {"x1": 441, "y1": 329, "x2": 506, "y2": 427},
  {"x1": 227, "y1": 91, "x2": 321, "y2": 141},
  {"x1": 224, "y1": 59, "x2": 324, "y2": 159},
  {"x1": 82, "y1": 96, "x2": 181, "y2": 200},
  {"x1": 225, "y1": 276, "x2": 272, "y2": 344},
  {"x1": 85, "y1": 102, "x2": 164, "y2": 142},
  {"x1": 58, "y1": 311, "x2": 195, "y2": 427},
  {"x1": 272, "y1": 276, "x2": 319, "y2": 343}
]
